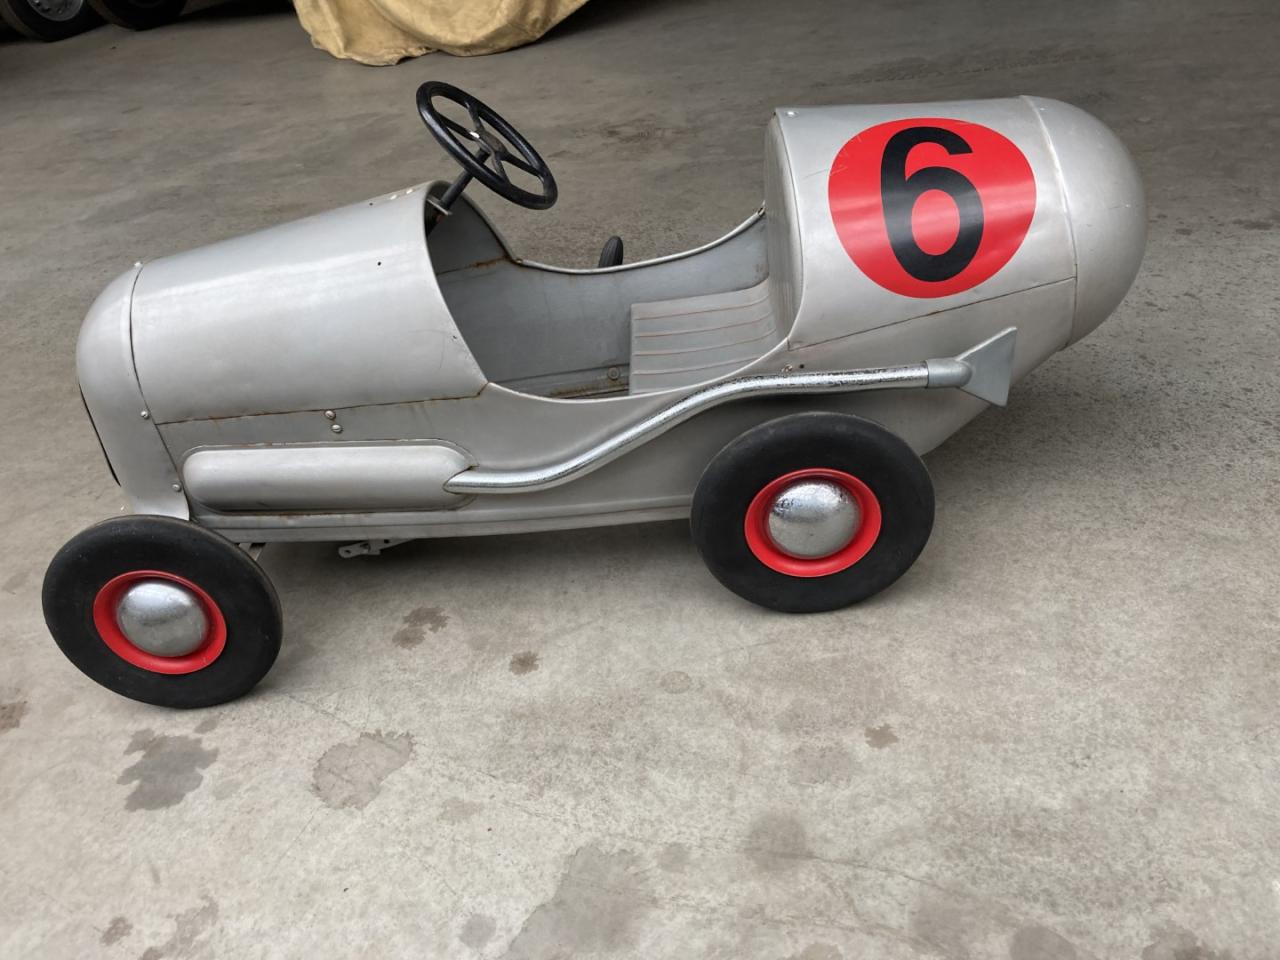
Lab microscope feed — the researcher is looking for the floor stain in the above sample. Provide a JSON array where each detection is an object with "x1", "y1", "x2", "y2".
[
  {"x1": 499, "y1": 845, "x2": 648, "y2": 958},
  {"x1": 138, "y1": 895, "x2": 217, "y2": 960},
  {"x1": 393, "y1": 605, "x2": 450, "y2": 648},
  {"x1": 439, "y1": 797, "x2": 483, "y2": 823},
  {"x1": 0, "y1": 700, "x2": 28, "y2": 734},
  {"x1": 1, "y1": 570, "x2": 26, "y2": 593},
  {"x1": 658, "y1": 670, "x2": 693, "y2": 694},
  {"x1": 118, "y1": 730, "x2": 218, "y2": 811},
  {"x1": 865, "y1": 723, "x2": 899, "y2": 749},
  {"x1": 1141, "y1": 924, "x2": 1234, "y2": 960},
  {"x1": 1010, "y1": 924, "x2": 1078, "y2": 960},
  {"x1": 392, "y1": 626, "x2": 423, "y2": 649},
  {"x1": 100, "y1": 915, "x2": 132, "y2": 945},
  {"x1": 312, "y1": 731, "x2": 414, "y2": 810},
  {"x1": 460, "y1": 913, "x2": 496, "y2": 950},
  {"x1": 194, "y1": 717, "x2": 218, "y2": 734},
  {"x1": 744, "y1": 813, "x2": 810, "y2": 872},
  {"x1": 656, "y1": 841, "x2": 689, "y2": 872},
  {"x1": 509, "y1": 651, "x2": 540, "y2": 675}
]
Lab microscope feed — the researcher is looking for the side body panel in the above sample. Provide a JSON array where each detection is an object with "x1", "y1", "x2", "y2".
[{"x1": 160, "y1": 280, "x2": 1071, "y2": 541}]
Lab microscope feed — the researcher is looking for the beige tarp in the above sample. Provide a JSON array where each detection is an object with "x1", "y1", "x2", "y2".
[{"x1": 295, "y1": 0, "x2": 590, "y2": 66}]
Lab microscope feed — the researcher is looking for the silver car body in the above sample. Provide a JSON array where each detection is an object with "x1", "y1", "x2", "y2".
[{"x1": 79, "y1": 97, "x2": 1145, "y2": 543}]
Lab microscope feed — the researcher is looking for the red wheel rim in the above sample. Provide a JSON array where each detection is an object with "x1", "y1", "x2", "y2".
[
  {"x1": 744, "y1": 468, "x2": 882, "y2": 577},
  {"x1": 91, "y1": 571, "x2": 227, "y2": 675}
]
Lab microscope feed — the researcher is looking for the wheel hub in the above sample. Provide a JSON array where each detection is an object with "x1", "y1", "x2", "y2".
[
  {"x1": 91, "y1": 569, "x2": 227, "y2": 675},
  {"x1": 743, "y1": 468, "x2": 883, "y2": 578},
  {"x1": 114, "y1": 579, "x2": 210, "y2": 657},
  {"x1": 766, "y1": 479, "x2": 861, "y2": 559}
]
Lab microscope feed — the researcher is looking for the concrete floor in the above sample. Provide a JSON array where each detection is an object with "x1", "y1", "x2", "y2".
[{"x1": 2, "y1": 0, "x2": 1278, "y2": 956}]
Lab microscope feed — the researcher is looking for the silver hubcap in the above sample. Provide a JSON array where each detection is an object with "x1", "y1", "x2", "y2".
[
  {"x1": 28, "y1": 0, "x2": 84, "y2": 22},
  {"x1": 766, "y1": 479, "x2": 861, "y2": 559},
  {"x1": 115, "y1": 580, "x2": 210, "y2": 658}
]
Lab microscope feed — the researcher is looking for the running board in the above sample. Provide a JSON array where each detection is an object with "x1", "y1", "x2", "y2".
[{"x1": 445, "y1": 327, "x2": 1017, "y2": 495}]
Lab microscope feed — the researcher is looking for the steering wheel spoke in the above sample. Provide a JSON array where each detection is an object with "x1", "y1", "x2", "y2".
[
  {"x1": 438, "y1": 113, "x2": 474, "y2": 140},
  {"x1": 496, "y1": 146, "x2": 540, "y2": 177},
  {"x1": 488, "y1": 152, "x2": 510, "y2": 183},
  {"x1": 417, "y1": 80, "x2": 558, "y2": 211}
]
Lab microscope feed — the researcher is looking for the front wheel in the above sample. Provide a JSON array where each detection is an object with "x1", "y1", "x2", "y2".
[
  {"x1": 691, "y1": 412, "x2": 934, "y2": 613},
  {"x1": 43, "y1": 516, "x2": 281, "y2": 708}
]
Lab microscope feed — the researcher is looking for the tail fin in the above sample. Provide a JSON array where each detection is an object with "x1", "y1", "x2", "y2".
[{"x1": 956, "y1": 327, "x2": 1017, "y2": 407}]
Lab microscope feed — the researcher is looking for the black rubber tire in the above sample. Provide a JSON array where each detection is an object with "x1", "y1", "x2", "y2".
[
  {"x1": 691, "y1": 412, "x2": 934, "y2": 613},
  {"x1": 86, "y1": 0, "x2": 183, "y2": 29},
  {"x1": 43, "y1": 516, "x2": 282, "y2": 708},
  {"x1": 0, "y1": 0, "x2": 101, "y2": 40}
]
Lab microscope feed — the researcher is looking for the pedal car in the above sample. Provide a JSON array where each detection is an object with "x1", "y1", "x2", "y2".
[{"x1": 44, "y1": 82, "x2": 1145, "y2": 706}]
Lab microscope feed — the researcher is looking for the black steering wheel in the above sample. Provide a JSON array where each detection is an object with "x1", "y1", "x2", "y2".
[{"x1": 416, "y1": 81, "x2": 558, "y2": 211}]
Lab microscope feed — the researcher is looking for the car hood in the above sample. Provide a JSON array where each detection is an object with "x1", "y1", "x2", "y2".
[{"x1": 128, "y1": 183, "x2": 485, "y2": 423}]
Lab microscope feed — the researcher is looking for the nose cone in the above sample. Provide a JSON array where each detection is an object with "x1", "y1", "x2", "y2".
[{"x1": 1029, "y1": 98, "x2": 1147, "y2": 344}]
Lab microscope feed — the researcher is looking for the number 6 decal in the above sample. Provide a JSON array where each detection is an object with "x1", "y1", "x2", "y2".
[{"x1": 828, "y1": 118, "x2": 1036, "y2": 298}]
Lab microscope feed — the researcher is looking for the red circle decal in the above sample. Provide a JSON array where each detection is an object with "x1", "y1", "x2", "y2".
[{"x1": 828, "y1": 118, "x2": 1036, "y2": 298}]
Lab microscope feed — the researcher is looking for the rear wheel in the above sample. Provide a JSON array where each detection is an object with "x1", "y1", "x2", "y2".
[
  {"x1": 86, "y1": 0, "x2": 184, "y2": 29},
  {"x1": 0, "y1": 0, "x2": 101, "y2": 40},
  {"x1": 691, "y1": 412, "x2": 934, "y2": 612},
  {"x1": 43, "y1": 516, "x2": 281, "y2": 708}
]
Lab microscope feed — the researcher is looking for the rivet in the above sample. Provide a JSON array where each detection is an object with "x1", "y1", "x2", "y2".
[
  {"x1": 607, "y1": 366, "x2": 620, "y2": 380},
  {"x1": 171, "y1": 482, "x2": 182, "y2": 492},
  {"x1": 331, "y1": 423, "x2": 343, "y2": 434},
  {"x1": 781, "y1": 364, "x2": 794, "y2": 373},
  {"x1": 139, "y1": 410, "x2": 150, "y2": 419},
  {"x1": 784, "y1": 109, "x2": 797, "y2": 117},
  {"x1": 323, "y1": 410, "x2": 336, "y2": 420}
]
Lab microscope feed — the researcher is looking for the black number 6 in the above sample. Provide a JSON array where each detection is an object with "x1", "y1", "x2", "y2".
[{"x1": 880, "y1": 126, "x2": 984, "y2": 283}]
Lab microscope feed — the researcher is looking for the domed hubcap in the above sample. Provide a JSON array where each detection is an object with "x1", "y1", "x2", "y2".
[
  {"x1": 115, "y1": 579, "x2": 209, "y2": 657},
  {"x1": 744, "y1": 468, "x2": 883, "y2": 577},
  {"x1": 92, "y1": 570, "x2": 227, "y2": 674},
  {"x1": 766, "y1": 479, "x2": 862, "y2": 559}
]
